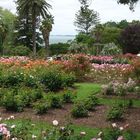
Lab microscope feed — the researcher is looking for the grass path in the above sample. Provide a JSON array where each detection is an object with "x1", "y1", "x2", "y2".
[{"x1": 75, "y1": 83, "x2": 140, "y2": 107}]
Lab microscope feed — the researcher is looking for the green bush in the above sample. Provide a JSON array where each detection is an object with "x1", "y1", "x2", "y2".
[
  {"x1": 62, "y1": 73, "x2": 76, "y2": 87},
  {"x1": 2, "y1": 71, "x2": 24, "y2": 87},
  {"x1": 9, "y1": 45, "x2": 31, "y2": 56},
  {"x1": 71, "y1": 102, "x2": 88, "y2": 118},
  {"x1": 49, "y1": 43, "x2": 70, "y2": 55},
  {"x1": 107, "y1": 105, "x2": 124, "y2": 120},
  {"x1": 40, "y1": 67, "x2": 75, "y2": 91},
  {"x1": 62, "y1": 92, "x2": 76, "y2": 103},
  {"x1": 84, "y1": 95, "x2": 99, "y2": 111},
  {"x1": 19, "y1": 88, "x2": 43, "y2": 106},
  {"x1": 2, "y1": 90, "x2": 25, "y2": 112},
  {"x1": 34, "y1": 101, "x2": 49, "y2": 114},
  {"x1": 50, "y1": 95, "x2": 63, "y2": 108},
  {"x1": 24, "y1": 74, "x2": 38, "y2": 88},
  {"x1": 100, "y1": 42, "x2": 122, "y2": 56},
  {"x1": 41, "y1": 69, "x2": 63, "y2": 91}
]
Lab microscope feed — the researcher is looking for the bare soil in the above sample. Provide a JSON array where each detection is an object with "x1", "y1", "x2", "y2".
[{"x1": 0, "y1": 104, "x2": 140, "y2": 132}]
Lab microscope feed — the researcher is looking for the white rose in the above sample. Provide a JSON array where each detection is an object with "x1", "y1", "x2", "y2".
[
  {"x1": 52, "y1": 120, "x2": 59, "y2": 126},
  {"x1": 11, "y1": 125, "x2": 16, "y2": 129},
  {"x1": 112, "y1": 123, "x2": 117, "y2": 128}
]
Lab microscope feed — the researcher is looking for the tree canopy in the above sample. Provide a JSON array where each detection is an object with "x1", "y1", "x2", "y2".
[{"x1": 74, "y1": 0, "x2": 99, "y2": 34}]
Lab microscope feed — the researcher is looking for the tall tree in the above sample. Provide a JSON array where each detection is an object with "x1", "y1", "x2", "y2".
[
  {"x1": 74, "y1": 0, "x2": 99, "y2": 34},
  {"x1": 40, "y1": 15, "x2": 54, "y2": 57},
  {"x1": 0, "y1": 7, "x2": 15, "y2": 54},
  {"x1": 16, "y1": 0, "x2": 52, "y2": 57},
  {"x1": 0, "y1": 18, "x2": 8, "y2": 54},
  {"x1": 120, "y1": 24, "x2": 140, "y2": 54},
  {"x1": 117, "y1": 0, "x2": 139, "y2": 10}
]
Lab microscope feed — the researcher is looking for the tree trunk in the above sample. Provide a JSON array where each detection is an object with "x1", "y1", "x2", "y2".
[
  {"x1": 32, "y1": 14, "x2": 36, "y2": 58},
  {"x1": 45, "y1": 33, "x2": 50, "y2": 57},
  {"x1": 42, "y1": 29, "x2": 50, "y2": 58}
]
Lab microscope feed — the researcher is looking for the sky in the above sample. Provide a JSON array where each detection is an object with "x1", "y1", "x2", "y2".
[{"x1": 0, "y1": 0, "x2": 140, "y2": 35}]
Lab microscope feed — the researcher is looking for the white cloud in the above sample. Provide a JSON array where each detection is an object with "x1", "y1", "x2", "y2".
[{"x1": 0, "y1": 0, "x2": 140, "y2": 35}]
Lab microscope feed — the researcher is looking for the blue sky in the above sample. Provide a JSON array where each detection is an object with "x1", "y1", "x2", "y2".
[{"x1": 0, "y1": 0, "x2": 140, "y2": 35}]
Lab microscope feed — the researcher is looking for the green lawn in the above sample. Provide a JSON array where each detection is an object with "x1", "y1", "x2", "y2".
[
  {"x1": 5, "y1": 119, "x2": 140, "y2": 140},
  {"x1": 75, "y1": 83, "x2": 140, "y2": 107},
  {"x1": 75, "y1": 83, "x2": 101, "y2": 100},
  {"x1": 2, "y1": 83, "x2": 140, "y2": 139}
]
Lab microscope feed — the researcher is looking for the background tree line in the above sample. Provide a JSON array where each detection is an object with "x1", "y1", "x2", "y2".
[{"x1": 0, "y1": 0, "x2": 140, "y2": 57}]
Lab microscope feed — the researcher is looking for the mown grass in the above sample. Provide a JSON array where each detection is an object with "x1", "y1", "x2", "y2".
[
  {"x1": 75, "y1": 83, "x2": 140, "y2": 107},
  {"x1": 2, "y1": 83, "x2": 140, "y2": 139},
  {"x1": 4, "y1": 119, "x2": 140, "y2": 140}
]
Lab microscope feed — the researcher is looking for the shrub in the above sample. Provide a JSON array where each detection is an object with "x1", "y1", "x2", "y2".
[
  {"x1": 34, "y1": 101, "x2": 49, "y2": 114},
  {"x1": 107, "y1": 105, "x2": 124, "y2": 120},
  {"x1": 62, "y1": 73, "x2": 76, "y2": 87},
  {"x1": 2, "y1": 71, "x2": 24, "y2": 87},
  {"x1": 124, "y1": 99, "x2": 134, "y2": 108},
  {"x1": 102, "y1": 84, "x2": 114, "y2": 95},
  {"x1": 40, "y1": 69, "x2": 63, "y2": 91},
  {"x1": 24, "y1": 74, "x2": 38, "y2": 88},
  {"x1": 50, "y1": 95, "x2": 63, "y2": 108},
  {"x1": 100, "y1": 42, "x2": 122, "y2": 56},
  {"x1": 2, "y1": 90, "x2": 25, "y2": 112},
  {"x1": 9, "y1": 45, "x2": 31, "y2": 56},
  {"x1": 40, "y1": 66, "x2": 75, "y2": 91},
  {"x1": 50, "y1": 43, "x2": 70, "y2": 55},
  {"x1": 84, "y1": 95, "x2": 100, "y2": 111},
  {"x1": 19, "y1": 88, "x2": 43, "y2": 106},
  {"x1": 63, "y1": 54, "x2": 91, "y2": 78},
  {"x1": 71, "y1": 102, "x2": 88, "y2": 118},
  {"x1": 62, "y1": 92, "x2": 76, "y2": 103},
  {"x1": 132, "y1": 58, "x2": 140, "y2": 82}
]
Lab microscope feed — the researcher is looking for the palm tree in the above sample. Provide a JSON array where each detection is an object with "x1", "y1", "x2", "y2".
[
  {"x1": 40, "y1": 15, "x2": 54, "y2": 57},
  {"x1": 17, "y1": 0, "x2": 52, "y2": 57},
  {"x1": 0, "y1": 18, "x2": 8, "y2": 54}
]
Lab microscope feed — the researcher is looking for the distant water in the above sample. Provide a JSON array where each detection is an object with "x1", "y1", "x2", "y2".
[{"x1": 50, "y1": 35, "x2": 75, "y2": 44}]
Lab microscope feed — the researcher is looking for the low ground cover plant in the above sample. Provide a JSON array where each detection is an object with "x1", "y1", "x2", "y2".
[
  {"x1": 102, "y1": 78, "x2": 136, "y2": 96},
  {"x1": 84, "y1": 94, "x2": 100, "y2": 111},
  {"x1": 0, "y1": 117, "x2": 137, "y2": 140},
  {"x1": 71, "y1": 102, "x2": 89, "y2": 118},
  {"x1": 107, "y1": 104, "x2": 124, "y2": 120}
]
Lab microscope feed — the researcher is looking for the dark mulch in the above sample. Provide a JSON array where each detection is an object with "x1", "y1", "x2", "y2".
[{"x1": 0, "y1": 105, "x2": 140, "y2": 132}]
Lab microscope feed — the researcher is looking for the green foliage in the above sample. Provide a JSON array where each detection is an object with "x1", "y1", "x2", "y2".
[
  {"x1": 0, "y1": 87, "x2": 44, "y2": 112},
  {"x1": 84, "y1": 95, "x2": 100, "y2": 111},
  {"x1": 103, "y1": 128, "x2": 122, "y2": 140},
  {"x1": 0, "y1": 7, "x2": 15, "y2": 50},
  {"x1": 50, "y1": 43, "x2": 70, "y2": 55},
  {"x1": 50, "y1": 95, "x2": 63, "y2": 108},
  {"x1": 2, "y1": 89, "x2": 25, "y2": 112},
  {"x1": 69, "y1": 41, "x2": 88, "y2": 54},
  {"x1": 74, "y1": 0, "x2": 99, "y2": 34},
  {"x1": 44, "y1": 123, "x2": 83, "y2": 140},
  {"x1": 92, "y1": 25, "x2": 121, "y2": 49},
  {"x1": 16, "y1": 0, "x2": 52, "y2": 56},
  {"x1": 107, "y1": 105, "x2": 124, "y2": 120},
  {"x1": 40, "y1": 67, "x2": 75, "y2": 91},
  {"x1": 62, "y1": 92, "x2": 76, "y2": 103},
  {"x1": 9, "y1": 45, "x2": 31, "y2": 56},
  {"x1": 62, "y1": 73, "x2": 76, "y2": 87},
  {"x1": 10, "y1": 119, "x2": 33, "y2": 139},
  {"x1": 40, "y1": 69, "x2": 63, "y2": 91},
  {"x1": 34, "y1": 101, "x2": 49, "y2": 114},
  {"x1": 1, "y1": 71, "x2": 24, "y2": 87},
  {"x1": 72, "y1": 102, "x2": 88, "y2": 118},
  {"x1": 100, "y1": 43, "x2": 122, "y2": 56},
  {"x1": 75, "y1": 33, "x2": 95, "y2": 46}
]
